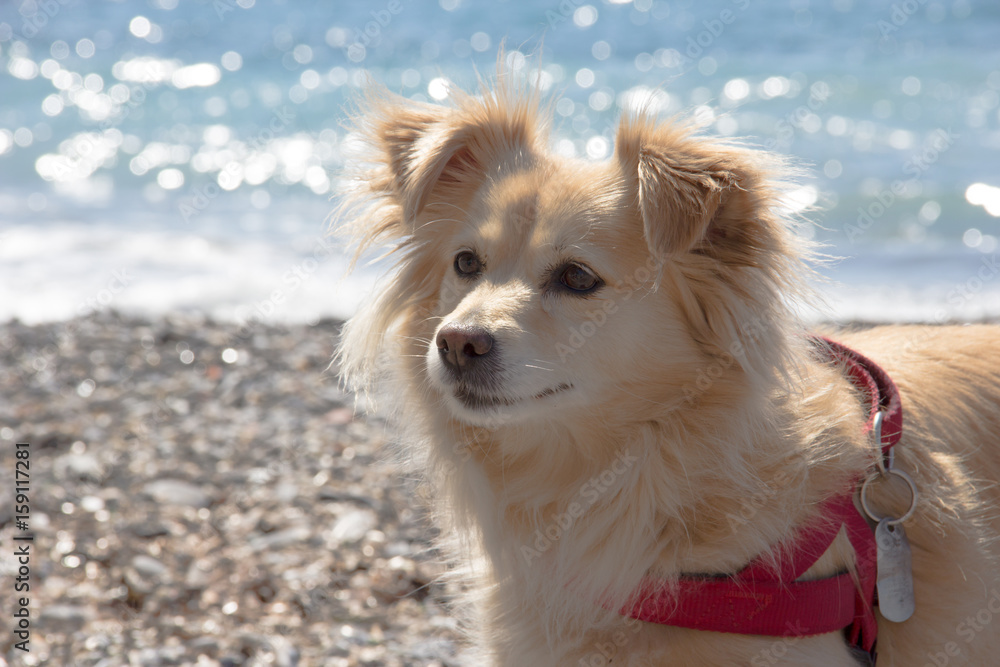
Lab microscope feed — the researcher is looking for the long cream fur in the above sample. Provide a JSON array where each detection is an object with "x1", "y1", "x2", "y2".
[{"x1": 335, "y1": 71, "x2": 1000, "y2": 666}]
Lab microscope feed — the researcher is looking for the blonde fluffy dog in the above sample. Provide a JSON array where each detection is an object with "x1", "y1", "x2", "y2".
[{"x1": 336, "y1": 74, "x2": 1000, "y2": 666}]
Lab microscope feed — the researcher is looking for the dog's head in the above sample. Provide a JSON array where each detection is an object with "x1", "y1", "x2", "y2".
[{"x1": 338, "y1": 79, "x2": 805, "y2": 431}]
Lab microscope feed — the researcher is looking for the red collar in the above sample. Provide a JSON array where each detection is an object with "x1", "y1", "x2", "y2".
[{"x1": 624, "y1": 337, "x2": 903, "y2": 658}]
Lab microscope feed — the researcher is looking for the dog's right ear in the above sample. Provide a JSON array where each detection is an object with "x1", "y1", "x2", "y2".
[
  {"x1": 374, "y1": 100, "x2": 473, "y2": 226},
  {"x1": 355, "y1": 87, "x2": 538, "y2": 233}
]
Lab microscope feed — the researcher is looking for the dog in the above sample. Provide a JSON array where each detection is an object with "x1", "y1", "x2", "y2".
[{"x1": 335, "y1": 73, "x2": 1000, "y2": 666}]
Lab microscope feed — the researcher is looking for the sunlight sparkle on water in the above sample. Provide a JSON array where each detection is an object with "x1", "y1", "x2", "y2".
[
  {"x1": 171, "y1": 64, "x2": 222, "y2": 89},
  {"x1": 966, "y1": 183, "x2": 1000, "y2": 217}
]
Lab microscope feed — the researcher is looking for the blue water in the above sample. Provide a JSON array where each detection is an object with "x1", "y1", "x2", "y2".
[{"x1": 1, "y1": 0, "x2": 998, "y2": 323}]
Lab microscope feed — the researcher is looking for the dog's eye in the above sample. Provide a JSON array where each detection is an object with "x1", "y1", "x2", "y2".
[
  {"x1": 454, "y1": 250, "x2": 482, "y2": 277},
  {"x1": 558, "y1": 263, "x2": 601, "y2": 293}
]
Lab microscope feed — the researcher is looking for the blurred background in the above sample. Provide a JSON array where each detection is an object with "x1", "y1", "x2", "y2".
[{"x1": 1, "y1": 0, "x2": 999, "y2": 325}]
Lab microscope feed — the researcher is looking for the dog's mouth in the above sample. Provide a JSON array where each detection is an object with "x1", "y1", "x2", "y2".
[{"x1": 453, "y1": 383, "x2": 574, "y2": 410}]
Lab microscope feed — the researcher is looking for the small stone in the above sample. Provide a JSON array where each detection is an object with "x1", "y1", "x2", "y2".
[
  {"x1": 238, "y1": 634, "x2": 300, "y2": 667},
  {"x1": 80, "y1": 495, "x2": 105, "y2": 512},
  {"x1": 316, "y1": 488, "x2": 376, "y2": 508},
  {"x1": 124, "y1": 554, "x2": 171, "y2": 601},
  {"x1": 136, "y1": 646, "x2": 185, "y2": 665},
  {"x1": 124, "y1": 570, "x2": 155, "y2": 598},
  {"x1": 188, "y1": 636, "x2": 220, "y2": 655},
  {"x1": 267, "y1": 636, "x2": 300, "y2": 667},
  {"x1": 39, "y1": 604, "x2": 90, "y2": 632},
  {"x1": 129, "y1": 520, "x2": 171, "y2": 539},
  {"x1": 142, "y1": 479, "x2": 211, "y2": 508},
  {"x1": 131, "y1": 554, "x2": 168, "y2": 579},
  {"x1": 184, "y1": 559, "x2": 214, "y2": 590},
  {"x1": 54, "y1": 452, "x2": 103, "y2": 481},
  {"x1": 410, "y1": 637, "x2": 460, "y2": 661},
  {"x1": 329, "y1": 509, "x2": 377, "y2": 546},
  {"x1": 274, "y1": 482, "x2": 298, "y2": 503},
  {"x1": 249, "y1": 524, "x2": 312, "y2": 552}
]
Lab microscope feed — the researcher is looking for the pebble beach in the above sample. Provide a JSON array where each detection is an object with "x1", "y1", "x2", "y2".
[{"x1": 0, "y1": 311, "x2": 464, "y2": 667}]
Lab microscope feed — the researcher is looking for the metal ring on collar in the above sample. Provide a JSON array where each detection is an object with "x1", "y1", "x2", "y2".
[
  {"x1": 873, "y1": 411, "x2": 895, "y2": 475},
  {"x1": 860, "y1": 467, "x2": 918, "y2": 526}
]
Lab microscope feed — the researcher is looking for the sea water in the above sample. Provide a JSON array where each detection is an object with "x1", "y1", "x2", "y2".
[{"x1": 0, "y1": 0, "x2": 998, "y2": 325}]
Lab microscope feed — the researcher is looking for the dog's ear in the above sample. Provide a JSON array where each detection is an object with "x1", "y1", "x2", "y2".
[
  {"x1": 362, "y1": 88, "x2": 537, "y2": 229},
  {"x1": 616, "y1": 115, "x2": 766, "y2": 263},
  {"x1": 376, "y1": 103, "x2": 474, "y2": 225}
]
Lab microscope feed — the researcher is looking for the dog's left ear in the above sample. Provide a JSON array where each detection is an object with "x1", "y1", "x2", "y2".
[{"x1": 615, "y1": 116, "x2": 766, "y2": 263}]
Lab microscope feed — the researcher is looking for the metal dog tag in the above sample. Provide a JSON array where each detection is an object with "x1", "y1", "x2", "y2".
[{"x1": 875, "y1": 518, "x2": 915, "y2": 622}]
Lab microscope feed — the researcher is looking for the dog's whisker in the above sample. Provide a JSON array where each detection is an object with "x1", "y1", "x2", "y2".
[
  {"x1": 523, "y1": 364, "x2": 553, "y2": 372},
  {"x1": 437, "y1": 201, "x2": 471, "y2": 216},
  {"x1": 399, "y1": 336, "x2": 433, "y2": 345},
  {"x1": 414, "y1": 216, "x2": 463, "y2": 231}
]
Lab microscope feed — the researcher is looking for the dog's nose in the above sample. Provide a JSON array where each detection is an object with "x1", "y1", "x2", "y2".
[{"x1": 436, "y1": 323, "x2": 494, "y2": 371}]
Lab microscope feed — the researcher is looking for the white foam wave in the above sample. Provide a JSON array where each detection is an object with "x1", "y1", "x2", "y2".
[
  {"x1": 0, "y1": 224, "x2": 383, "y2": 325},
  {"x1": 1, "y1": 226, "x2": 997, "y2": 326}
]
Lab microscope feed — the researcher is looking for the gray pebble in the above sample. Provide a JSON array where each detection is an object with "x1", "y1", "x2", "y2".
[
  {"x1": 130, "y1": 554, "x2": 168, "y2": 579},
  {"x1": 39, "y1": 604, "x2": 90, "y2": 632},
  {"x1": 187, "y1": 636, "x2": 220, "y2": 654},
  {"x1": 129, "y1": 520, "x2": 171, "y2": 539},
  {"x1": 248, "y1": 524, "x2": 312, "y2": 552},
  {"x1": 142, "y1": 479, "x2": 211, "y2": 508},
  {"x1": 54, "y1": 452, "x2": 104, "y2": 482},
  {"x1": 330, "y1": 508, "x2": 377, "y2": 545},
  {"x1": 184, "y1": 559, "x2": 214, "y2": 590}
]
